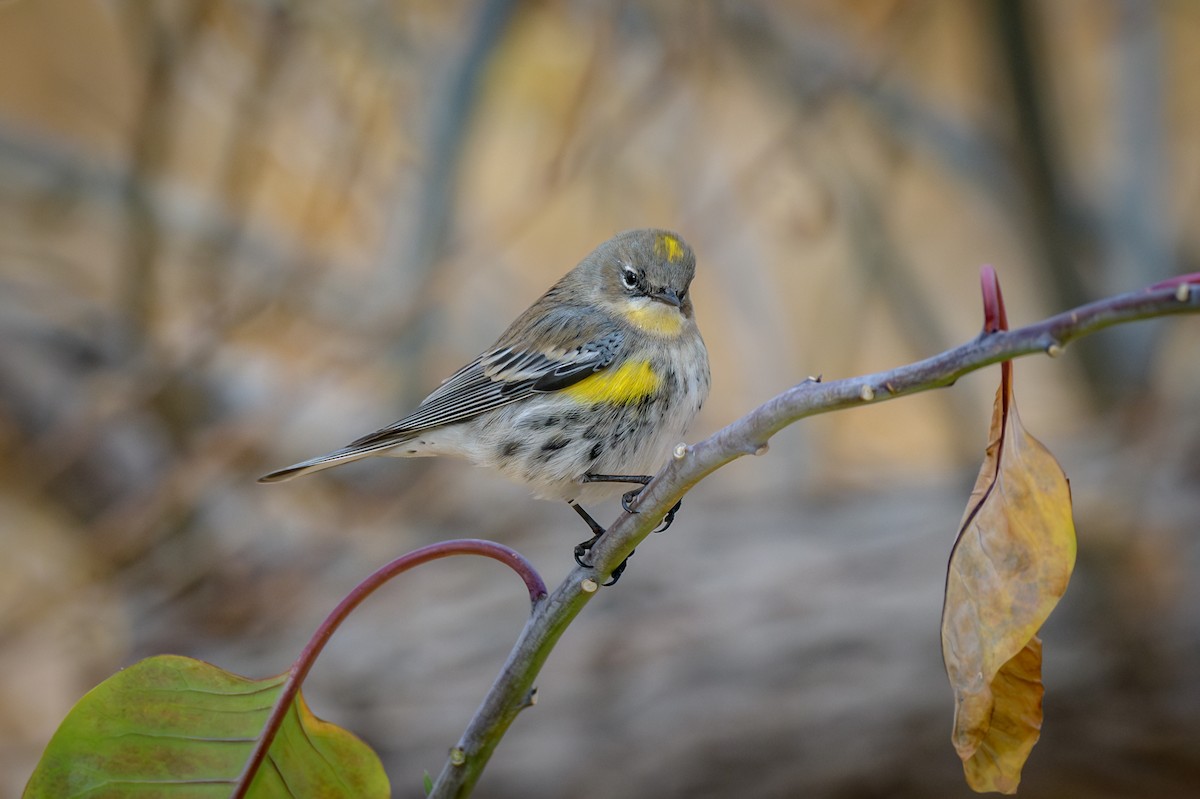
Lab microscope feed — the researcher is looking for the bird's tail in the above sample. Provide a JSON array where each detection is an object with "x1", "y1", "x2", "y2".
[{"x1": 257, "y1": 440, "x2": 401, "y2": 483}]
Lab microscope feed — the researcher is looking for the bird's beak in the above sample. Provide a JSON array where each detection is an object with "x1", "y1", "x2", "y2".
[{"x1": 651, "y1": 288, "x2": 682, "y2": 308}]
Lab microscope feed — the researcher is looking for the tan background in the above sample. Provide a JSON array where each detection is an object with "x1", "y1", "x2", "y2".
[{"x1": 2, "y1": 1, "x2": 1199, "y2": 796}]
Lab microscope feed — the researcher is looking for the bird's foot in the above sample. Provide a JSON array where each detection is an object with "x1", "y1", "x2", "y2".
[{"x1": 620, "y1": 487, "x2": 683, "y2": 533}]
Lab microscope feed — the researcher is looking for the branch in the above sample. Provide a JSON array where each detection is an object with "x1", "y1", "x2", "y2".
[
  {"x1": 428, "y1": 273, "x2": 1200, "y2": 798},
  {"x1": 234, "y1": 539, "x2": 545, "y2": 799}
]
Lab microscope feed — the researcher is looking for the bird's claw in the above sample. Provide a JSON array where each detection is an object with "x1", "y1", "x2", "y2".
[
  {"x1": 571, "y1": 478, "x2": 675, "y2": 586},
  {"x1": 622, "y1": 486, "x2": 683, "y2": 534},
  {"x1": 574, "y1": 535, "x2": 600, "y2": 567},
  {"x1": 654, "y1": 499, "x2": 683, "y2": 533},
  {"x1": 573, "y1": 532, "x2": 632, "y2": 585},
  {"x1": 621, "y1": 488, "x2": 641, "y2": 514},
  {"x1": 604, "y1": 554, "x2": 631, "y2": 585}
]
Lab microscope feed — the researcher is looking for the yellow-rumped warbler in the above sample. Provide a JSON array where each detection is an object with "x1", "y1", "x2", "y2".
[{"x1": 260, "y1": 229, "x2": 710, "y2": 578}]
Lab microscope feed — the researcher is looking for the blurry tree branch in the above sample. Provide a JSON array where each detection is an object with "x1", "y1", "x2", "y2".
[
  {"x1": 380, "y1": 0, "x2": 519, "y2": 405},
  {"x1": 120, "y1": 0, "x2": 216, "y2": 347},
  {"x1": 718, "y1": 1, "x2": 1017, "y2": 201},
  {"x1": 839, "y1": 171, "x2": 982, "y2": 462},
  {"x1": 429, "y1": 274, "x2": 1200, "y2": 798},
  {"x1": 1104, "y1": 1, "x2": 1171, "y2": 388},
  {"x1": 987, "y1": 0, "x2": 1086, "y2": 313},
  {"x1": 989, "y1": 0, "x2": 1170, "y2": 402},
  {"x1": 398, "y1": 0, "x2": 519, "y2": 279},
  {"x1": 0, "y1": 122, "x2": 310, "y2": 277},
  {"x1": 191, "y1": 6, "x2": 294, "y2": 324}
]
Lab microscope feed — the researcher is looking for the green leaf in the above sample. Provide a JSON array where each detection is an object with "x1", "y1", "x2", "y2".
[{"x1": 25, "y1": 654, "x2": 389, "y2": 798}]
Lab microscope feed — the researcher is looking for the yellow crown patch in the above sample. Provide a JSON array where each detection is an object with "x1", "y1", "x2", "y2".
[{"x1": 655, "y1": 233, "x2": 685, "y2": 263}]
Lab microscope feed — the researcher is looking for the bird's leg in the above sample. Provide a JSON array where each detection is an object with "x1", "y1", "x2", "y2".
[
  {"x1": 570, "y1": 501, "x2": 606, "y2": 557},
  {"x1": 583, "y1": 473, "x2": 683, "y2": 533},
  {"x1": 582, "y1": 473, "x2": 652, "y2": 492},
  {"x1": 583, "y1": 472, "x2": 652, "y2": 514},
  {"x1": 569, "y1": 501, "x2": 632, "y2": 586}
]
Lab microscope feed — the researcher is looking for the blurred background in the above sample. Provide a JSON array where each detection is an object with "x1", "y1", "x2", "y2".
[{"x1": 2, "y1": 1, "x2": 1199, "y2": 796}]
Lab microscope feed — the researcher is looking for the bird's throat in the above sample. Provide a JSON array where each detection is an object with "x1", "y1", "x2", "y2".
[{"x1": 621, "y1": 300, "x2": 686, "y2": 337}]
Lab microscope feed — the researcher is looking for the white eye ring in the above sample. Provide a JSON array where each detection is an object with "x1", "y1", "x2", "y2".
[{"x1": 621, "y1": 266, "x2": 638, "y2": 290}]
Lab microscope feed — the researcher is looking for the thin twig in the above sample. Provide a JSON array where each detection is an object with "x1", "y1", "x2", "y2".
[{"x1": 429, "y1": 273, "x2": 1200, "y2": 798}]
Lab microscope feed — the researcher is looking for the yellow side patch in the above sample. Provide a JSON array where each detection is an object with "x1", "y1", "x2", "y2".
[
  {"x1": 622, "y1": 301, "x2": 685, "y2": 337},
  {"x1": 562, "y1": 359, "x2": 660, "y2": 406},
  {"x1": 655, "y1": 233, "x2": 685, "y2": 263}
]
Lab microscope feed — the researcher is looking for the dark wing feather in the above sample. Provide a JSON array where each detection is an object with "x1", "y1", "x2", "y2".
[{"x1": 346, "y1": 327, "x2": 623, "y2": 449}]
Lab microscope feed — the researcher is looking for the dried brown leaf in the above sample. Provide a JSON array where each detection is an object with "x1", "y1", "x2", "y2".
[{"x1": 941, "y1": 364, "x2": 1076, "y2": 793}]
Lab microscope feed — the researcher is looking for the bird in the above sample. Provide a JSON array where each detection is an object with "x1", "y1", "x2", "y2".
[{"x1": 259, "y1": 228, "x2": 710, "y2": 581}]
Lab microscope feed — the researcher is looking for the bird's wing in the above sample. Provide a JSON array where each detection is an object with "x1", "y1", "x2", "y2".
[
  {"x1": 257, "y1": 306, "x2": 623, "y2": 482},
  {"x1": 346, "y1": 313, "x2": 623, "y2": 448}
]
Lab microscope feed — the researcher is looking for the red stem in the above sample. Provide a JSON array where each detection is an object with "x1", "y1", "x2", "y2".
[
  {"x1": 232, "y1": 539, "x2": 546, "y2": 797},
  {"x1": 979, "y1": 265, "x2": 1009, "y2": 334}
]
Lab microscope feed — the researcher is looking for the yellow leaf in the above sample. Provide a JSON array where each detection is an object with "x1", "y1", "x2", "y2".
[
  {"x1": 961, "y1": 637, "x2": 1045, "y2": 793},
  {"x1": 941, "y1": 363, "x2": 1076, "y2": 794}
]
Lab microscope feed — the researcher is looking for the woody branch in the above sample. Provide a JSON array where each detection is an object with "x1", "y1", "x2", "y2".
[{"x1": 429, "y1": 273, "x2": 1200, "y2": 799}]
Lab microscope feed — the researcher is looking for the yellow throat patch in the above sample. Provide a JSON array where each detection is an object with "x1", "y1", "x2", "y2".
[
  {"x1": 621, "y1": 300, "x2": 686, "y2": 337},
  {"x1": 562, "y1": 359, "x2": 660, "y2": 406}
]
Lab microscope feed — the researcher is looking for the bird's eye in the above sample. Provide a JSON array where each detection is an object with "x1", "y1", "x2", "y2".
[{"x1": 621, "y1": 266, "x2": 639, "y2": 290}]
